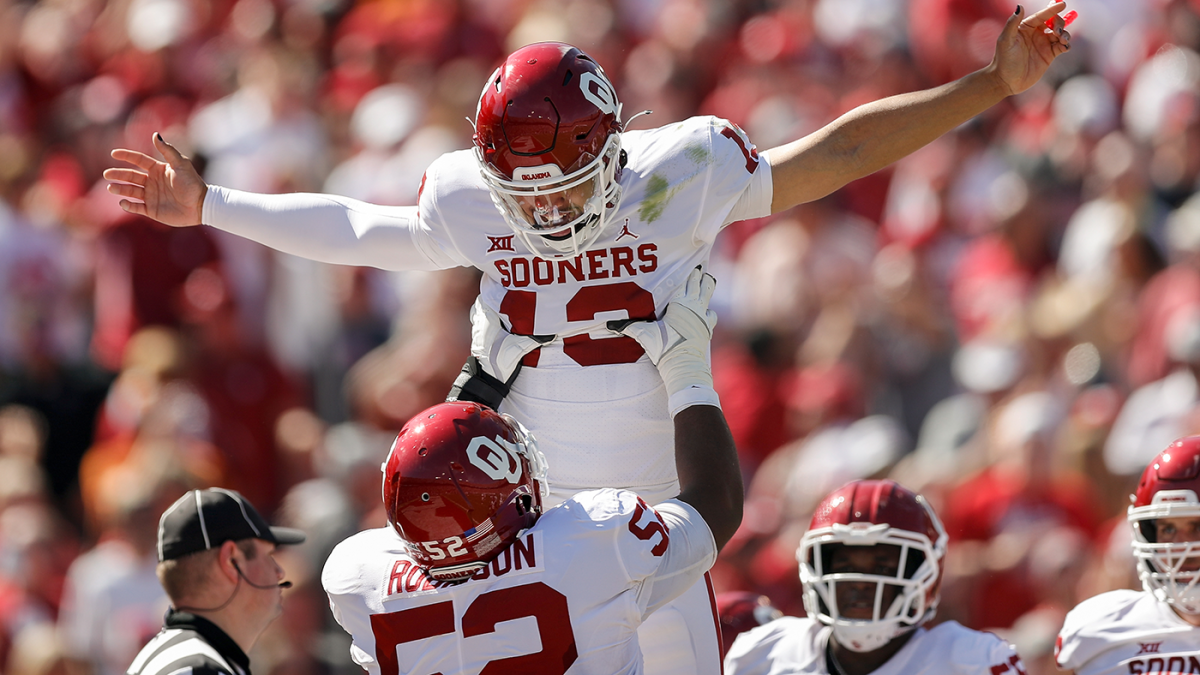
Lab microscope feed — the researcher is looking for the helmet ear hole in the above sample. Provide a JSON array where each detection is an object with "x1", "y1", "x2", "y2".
[{"x1": 516, "y1": 493, "x2": 534, "y2": 516}]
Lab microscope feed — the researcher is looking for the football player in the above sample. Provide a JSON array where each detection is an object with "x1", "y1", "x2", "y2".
[
  {"x1": 105, "y1": 6, "x2": 1071, "y2": 673},
  {"x1": 320, "y1": 268, "x2": 744, "y2": 674},
  {"x1": 1054, "y1": 437, "x2": 1200, "y2": 675},
  {"x1": 725, "y1": 479, "x2": 1027, "y2": 675}
]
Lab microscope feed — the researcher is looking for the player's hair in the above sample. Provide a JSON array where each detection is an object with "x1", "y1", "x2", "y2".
[{"x1": 157, "y1": 539, "x2": 258, "y2": 603}]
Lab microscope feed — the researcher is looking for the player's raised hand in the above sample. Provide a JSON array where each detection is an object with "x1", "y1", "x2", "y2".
[
  {"x1": 610, "y1": 266, "x2": 717, "y2": 367},
  {"x1": 989, "y1": 2, "x2": 1073, "y2": 96},
  {"x1": 105, "y1": 133, "x2": 207, "y2": 227},
  {"x1": 610, "y1": 267, "x2": 719, "y2": 417}
]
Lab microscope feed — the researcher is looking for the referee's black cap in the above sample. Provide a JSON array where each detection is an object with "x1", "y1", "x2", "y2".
[{"x1": 157, "y1": 488, "x2": 306, "y2": 562}]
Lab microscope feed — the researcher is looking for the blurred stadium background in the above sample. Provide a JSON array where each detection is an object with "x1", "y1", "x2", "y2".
[{"x1": 0, "y1": 0, "x2": 1192, "y2": 673}]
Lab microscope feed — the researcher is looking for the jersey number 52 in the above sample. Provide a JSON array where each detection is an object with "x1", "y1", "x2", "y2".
[{"x1": 370, "y1": 582, "x2": 577, "y2": 675}]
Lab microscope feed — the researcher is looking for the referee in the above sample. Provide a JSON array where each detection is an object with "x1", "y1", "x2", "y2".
[{"x1": 127, "y1": 488, "x2": 305, "y2": 675}]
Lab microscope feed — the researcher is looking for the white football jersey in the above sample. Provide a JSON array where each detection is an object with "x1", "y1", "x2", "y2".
[
  {"x1": 724, "y1": 617, "x2": 1024, "y2": 675},
  {"x1": 321, "y1": 490, "x2": 717, "y2": 675},
  {"x1": 1056, "y1": 589, "x2": 1200, "y2": 675},
  {"x1": 204, "y1": 116, "x2": 772, "y2": 504}
]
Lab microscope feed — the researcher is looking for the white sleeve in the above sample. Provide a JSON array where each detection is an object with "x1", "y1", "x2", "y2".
[
  {"x1": 976, "y1": 636, "x2": 1024, "y2": 675},
  {"x1": 202, "y1": 186, "x2": 468, "y2": 271},
  {"x1": 321, "y1": 541, "x2": 383, "y2": 675},
  {"x1": 723, "y1": 620, "x2": 794, "y2": 675},
  {"x1": 725, "y1": 153, "x2": 773, "y2": 224},
  {"x1": 637, "y1": 498, "x2": 717, "y2": 618}
]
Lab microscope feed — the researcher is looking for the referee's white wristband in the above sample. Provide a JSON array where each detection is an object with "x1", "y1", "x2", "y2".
[{"x1": 668, "y1": 386, "x2": 721, "y2": 418}]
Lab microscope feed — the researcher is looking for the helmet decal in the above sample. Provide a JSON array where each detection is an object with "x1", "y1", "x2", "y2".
[
  {"x1": 467, "y1": 435, "x2": 525, "y2": 484},
  {"x1": 580, "y1": 72, "x2": 618, "y2": 115}
]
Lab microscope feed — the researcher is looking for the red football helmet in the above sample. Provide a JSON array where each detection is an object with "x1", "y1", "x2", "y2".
[
  {"x1": 716, "y1": 591, "x2": 783, "y2": 658},
  {"x1": 382, "y1": 402, "x2": 548, "y2": 581},
  {"x1": 472, "y1": 42, "x2": 625, "y2": 258},
  {"x1": 1129, "y1": 436, "x2": 1200, "y2": 614},
  {"x1": 797, "y1": 480, "x2": 947, "y2": 652}
]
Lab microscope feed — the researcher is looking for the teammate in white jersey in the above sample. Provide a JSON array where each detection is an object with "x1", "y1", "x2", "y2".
[
  {"x1": 322, "y1": 268, "x2": 743, "y2": 674},
  {"x1": 1055, "y1": 437, "x2": 1200, "y2": 675},
  {"x1": 725, "y1": 479, "x2": 1026, "y2": 675},
  {"x1": 105, "y1": 10, "x2": 1071, "y2": 673}
]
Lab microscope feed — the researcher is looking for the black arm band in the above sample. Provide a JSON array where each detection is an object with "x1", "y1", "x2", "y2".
[{"x1": 445, "y1": 356, "x2": 518, "y2": 410}]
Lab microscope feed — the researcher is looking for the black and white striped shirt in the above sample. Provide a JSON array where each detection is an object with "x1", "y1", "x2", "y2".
[{"x1": 127, "y1": 611, "x2": 250, "y2": 675}]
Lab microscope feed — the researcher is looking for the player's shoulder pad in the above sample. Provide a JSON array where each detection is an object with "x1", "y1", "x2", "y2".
[
  {"x1": 731, "y1": 615, "x2": 811, "y2": 653},
  {"x1": 545, "y1": 489, "x2": 676, "y2": 578},
  {"x1": 630, "y1": 115, "x2": 727, "y2": 153},
  {"x1": 702, "y1": 116, "x2": 761, "y2": 175},
  {"x1": 1056, "y1": 589, "x2": 1146, "y2": 671},
  {"x1": 725, "y1": 617, "x2": 817, "y2": 672},
  {"x1": 419, "y1": 149, "x2": 484, "y2": 202},
  {"x1": 322, "y1": 527, "x2": 406, "y2": 595},
  {"x1": 923, "y1": 621, "x2": 1020, "y2": 672},
  {"x1": 550, "y1": 488, "x2": 643, "y2": 527}
]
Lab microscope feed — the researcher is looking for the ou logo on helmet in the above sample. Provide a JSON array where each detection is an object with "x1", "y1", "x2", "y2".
[
  {"x1": 580, "y1": 72, "x2": 618, "y2": 116},
  {"x1": 467, "y1": 435, "x2": 525, "y2": 484}
]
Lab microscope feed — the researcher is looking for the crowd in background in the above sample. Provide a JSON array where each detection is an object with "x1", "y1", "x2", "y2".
[{"x1": 0, "y1": 0, "x2": 1191, "y2": 673}]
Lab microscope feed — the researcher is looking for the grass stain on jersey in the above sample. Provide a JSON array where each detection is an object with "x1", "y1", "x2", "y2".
[
  {"x1": 640, "y1": 174, "x2": 671, "y2": 222},
  {"x1": 638, "y1": 143, "x2": 713, "y2": 223},
  {"x1": 686, "y1": 144, "x2": 712, "y2": 165}
]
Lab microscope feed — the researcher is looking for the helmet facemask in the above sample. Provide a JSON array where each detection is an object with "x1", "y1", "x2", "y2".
[
  {"x1": 478, "y1": 132, "x2": 623, "y2": 258},
  {"x1": 798, "y1": 523, "x2": 944, "y2": 652},
  {"x1": 1129, "y1": 491, "x2": 1200, "y2": 614}
]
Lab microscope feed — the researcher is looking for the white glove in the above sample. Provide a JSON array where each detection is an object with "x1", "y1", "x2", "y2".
[
  {"x1": 611, "y1": 267, "x2": 720, "y2": 417},
  {"x1": 471, "y1": 298, "x2": 551, "y2": 383}
]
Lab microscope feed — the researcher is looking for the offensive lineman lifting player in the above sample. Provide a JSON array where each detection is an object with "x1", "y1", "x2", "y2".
[
  {"x1": 105, "y1": 5, "x2": 1073, "y2": 672},
  {"x1": 322, "y1": 268, "x2": 743, "y2": 674}
]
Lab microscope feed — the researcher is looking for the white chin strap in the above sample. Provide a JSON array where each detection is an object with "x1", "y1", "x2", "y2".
[
  {"x1": 1175, "y1": 587, "x2": 1200, "y2": 615},
  {"x1": 828, "y1": 593, "x2": 910, "y2": 652},
  {"x1": 832, "y1": 623, "x2": 900, "y2": 653}
]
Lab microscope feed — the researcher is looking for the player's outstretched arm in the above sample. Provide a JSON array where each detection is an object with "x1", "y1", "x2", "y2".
[
  {"x1": 611, "y1": 268, "x2": 743, "y2": 550},
  {"x1": 105, "y1": 134, "x2": 446, "y2": 271},
  {"x1": 766, "y1": 1, "x2": 1072, "y2": 212},
  {"x1": 105, "y1": 133, "x2": 207, "y2": 226}
]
